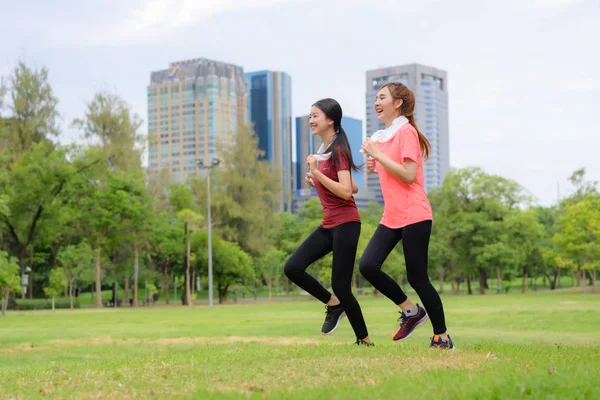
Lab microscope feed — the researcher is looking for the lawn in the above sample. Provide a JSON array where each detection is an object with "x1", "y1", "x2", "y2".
[{"x1": 1, "y1": 291, "x2": 599, "y2": 399}]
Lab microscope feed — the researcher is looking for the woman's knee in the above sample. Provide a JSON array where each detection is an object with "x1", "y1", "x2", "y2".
[
  {"x1": 359, "y1": 256, "x2": 380, "y2": 278},
  {"x1": 283, "y1": 258, "x2": 302, "y2": 279}
]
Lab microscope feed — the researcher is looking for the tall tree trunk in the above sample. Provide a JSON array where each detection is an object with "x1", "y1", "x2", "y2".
[
  {"x1": 1, "y1": 288, "x2": 8, "y2": 316},
  {"x1": 521, "y1": 267, "x2": 528, "y2": 293},
  {"x1": 496, "y1": 265, "x2": 502, "y2": 293},
  {"x1": 18, "y1": 248, "x2": 26, "y2": 300},
  {"x1": 438, "y1": 265, "x2": 445, "y2": 294},
  {"x1": 64, "y1": 283, "x2": 68, "y2": 298},
  {"x1": 268, "y1": 281, "x2": 272, "y2": 300},
  {"x1": 124, "y1": 276, "x2": 129, "y2": 306},
  {"x1": 466, "y1": 276, "x2": 473, "y2": 295},
  {"x1": 69, "y1": 281, "x2": 74, "y2": 309},
  {"x1": 113, "y1": 282, "x2": 118, "y2": 308},
  {"x1": 557, "y1": 267, "x2": 561, "y2": 288},
  {"x1": 133, "y1": 246, "x2": 139, "y2": 307},
  {"x1": 581, "y1": 269, "x2": 586, "y2": 294},
  {"x1": 163, "y1": 264, "x2": 170, "y2": 305},
  {"x1": 593, "y1": 270, "x2": 597, "y2": 293},
  {"x1": 29, "y1": 247, "x2": 34, "y2": 299},
  {"x1": 484, "y1": 269, "x2": 489, "y2": 289},
  {"x1": 185, "y1": 236, "x2": 192, "y2": 306},
  {"x1": 95, "y1": 236, "x2": 103, "y2": 307},
  {"x1": 218, "y1": 285, "x2": 229, "y2": 304},
  {"x1": 478, "y1": 268, "x2": 486, "y2": 294},
  {"x1": 52, "y1": 296, "x2": 55, "y2": 312},
  {"x1": 192, "y1": 268, "x2": 196, "y2": 296},
  {"x1": 576, "y1": 270, "x2": 581, "y2": 287},
  {"x1": 449, "y1": 257, "x2": 457, "y2": 295}
]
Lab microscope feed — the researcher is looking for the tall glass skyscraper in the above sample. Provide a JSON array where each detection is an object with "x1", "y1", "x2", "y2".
[
  {"x1": 244, "y1": 70, "x2": 293, "y2": 212},
  {"x1": 365, "y1": 63, "x2": 450, "y2": 204},
  {"x1": 147, "y1": 58, "x2": 247, "y2": 182}
]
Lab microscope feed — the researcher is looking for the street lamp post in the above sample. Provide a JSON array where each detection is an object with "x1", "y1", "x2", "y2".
[{"x1": 196, "y1": 158, "x2": 220, "y2": 307}]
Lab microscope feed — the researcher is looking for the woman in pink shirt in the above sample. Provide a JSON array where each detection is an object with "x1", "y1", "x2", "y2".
[
  {"x1": 284, "y1": 98, "x2": 373, "y2": 346},
  {"x1": 360, "y1": 83, "x2": 453, "y2": 349}
]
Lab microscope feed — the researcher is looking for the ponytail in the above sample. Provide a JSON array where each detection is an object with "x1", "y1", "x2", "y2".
[
  {"x1": 406, "y1": 114, "x2": 430, "y2": 161},
  {"x1": 330, "y1": 126, "x2": 361, "y2": 172}
]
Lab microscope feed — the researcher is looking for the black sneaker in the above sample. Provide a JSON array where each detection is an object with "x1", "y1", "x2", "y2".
[
  {"x1": 321, "y1": 304, "x2": 345, "y2": 334},
  {"x1": 354, "y1": 338, "x2": 374, "y2": 346},
  {"x1": 429, "y1": 334, "x2": 455, "y2": 350}
]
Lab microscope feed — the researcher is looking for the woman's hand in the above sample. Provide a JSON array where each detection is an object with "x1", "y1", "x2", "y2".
[
  {"x1": 361, "y1": 138, "x2": 382, "y2": 160},
  {"x1": 306, "y1": 155, "x2": 318, "y2": 173}
]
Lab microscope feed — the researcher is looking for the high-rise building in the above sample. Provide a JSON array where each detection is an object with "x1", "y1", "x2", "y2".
[
  {"x1": 294, "y1": 115, "x2": 321, "y2": 196},
  {"x1": 365, "y1": 63, "x2": 450, "y2": 204},
  {"x1": 244, "y1": 70, "x2": 293, "y2": 212},
  {"x1": 147, "y1": 58, "x2": 247, "y2": 182},
  {"x1": 293, "y1": 115, "x2": 371, "y2": 212}
]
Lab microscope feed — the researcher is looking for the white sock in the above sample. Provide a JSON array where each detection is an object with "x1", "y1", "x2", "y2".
[{"x1": 405, "y1": 304, "x2": 419, "y2": 316}]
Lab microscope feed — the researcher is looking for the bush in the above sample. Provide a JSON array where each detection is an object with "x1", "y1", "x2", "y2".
[{"x1": 15, "y1": 298, "x2": 81, "y2": 310}]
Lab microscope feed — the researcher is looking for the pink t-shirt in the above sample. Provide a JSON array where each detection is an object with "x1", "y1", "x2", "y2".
[{"x1": 375, "y1": 123, "x2": 433, "y2": 229}]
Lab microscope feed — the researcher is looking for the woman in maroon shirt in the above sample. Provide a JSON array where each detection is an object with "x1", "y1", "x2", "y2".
[{"x1": 284, "y1": 98, "x2": 372, "y2": 346}]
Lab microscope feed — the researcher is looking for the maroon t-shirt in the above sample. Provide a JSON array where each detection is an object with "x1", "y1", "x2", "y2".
[{"x1": 313, "y1": 148, "x2": 361, "y2": 229}]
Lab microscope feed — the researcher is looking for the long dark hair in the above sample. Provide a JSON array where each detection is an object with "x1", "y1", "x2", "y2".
[{"x1": 312, "y1": 98, "x2": 360, "y2": 172}]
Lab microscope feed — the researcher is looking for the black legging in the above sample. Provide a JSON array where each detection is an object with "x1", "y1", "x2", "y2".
[
  {"x1": 359, "y1": 220, "x2": 447, "y2": 335},
  {"x1": 284, "y1": 221, "x2": 368, "y2": 340}
]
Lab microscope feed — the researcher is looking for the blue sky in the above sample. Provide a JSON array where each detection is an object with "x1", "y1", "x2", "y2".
[{"x1": 1, "y1": 0, "x2": 598, "y2": 205}]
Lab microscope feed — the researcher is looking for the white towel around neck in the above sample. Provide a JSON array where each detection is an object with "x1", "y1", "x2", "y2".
[
  {"x1": 307, "y1": 135, "x2": 336, "y2": 185},
  {"x1": 360, "y1": 116, "x2": 408, "y2": 153},
  {"x1": 311, "y1": 135, "x2": 337, "y2": 162}
]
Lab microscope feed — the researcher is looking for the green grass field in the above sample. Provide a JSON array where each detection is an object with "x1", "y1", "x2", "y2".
[{"x1": 1, "y1": 291, "x2": 599, "y2": 399}]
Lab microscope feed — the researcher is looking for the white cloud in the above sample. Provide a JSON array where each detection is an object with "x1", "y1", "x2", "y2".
[
  {"x1": 69, "y1": 0, "x2": 314, "y2": 46},
  {"x1": 529, "y1": 0, "x2": 584, "y2": 8}
]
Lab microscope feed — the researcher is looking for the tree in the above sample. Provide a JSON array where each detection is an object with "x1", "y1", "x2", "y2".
[
  {"x1": 66, "y1": 157, "x2": 141, "y2": 307},
  {"x1": 0, "y1": 251, "x2": 20, "y2": 316},
  {"x1": 1, "y1": 62, "x2": 59, "y2": 158},
  {"x1": 193, "y1": 232, "x2": 256, "y2": 303},
  {"x1": 177, "y1": 209, "x2": 203, "y2": 306},
  {"x1": 43, "y1": 267, "x2": 66, "y2": 312},
  {"x1": 194, "y1": 125, "x2": 281, "y2": 257},
  {"x1": 72, "y1": 92, "x2": 144, "y2": 171},
  {"x1": 0, "y1": 142, "x2": 74, "y2": 298},
  {"x1": 117, "y1": 170, "x2": 153, "y2": 308},
  {"x1": 554, "y1": 195, "x2": 600, "y2": 293},
  {"x1": 430, "y1": 168, "x2": 528, "y2": 295},
  {"x1": 256, "y1": 249, "x2": 287, "y2": 299},
  {"x1": 168, "y1": 184, "x2": 198, "y2": 305},
  {"x1": 565, "y1": 168, "x2": 598, "y2": 204},
  {"x1": 534, "y1": 206, "x2": 562, "y2": 290},
  {"x1": 147, "y1": 213, "x2": 184, "y2": 305},
  {"x1": 71, "y1": 93, "x2": 149, "y2": 306},
  {"x1": 57, "y1": 241, "x2": 94, "y2": 308}
]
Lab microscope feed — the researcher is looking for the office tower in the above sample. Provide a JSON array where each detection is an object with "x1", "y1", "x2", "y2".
[
  {"x1": 244, "y1": 70, "x2": 293, "y2": 212},
  {"x1": 147, "y1": 58, "x2": 247, "y2": 182}
]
